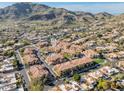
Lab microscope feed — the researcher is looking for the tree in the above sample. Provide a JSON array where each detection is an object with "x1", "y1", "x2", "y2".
[
  {"x1": 12, "y1": 60, "x2": 17, "y2": 69},
  {"x1": 20, "y1": 48, "x2": 25, "y2": 55},
  {"x1": 102, "y1": 81, "x2": 110, "y2": 90},
  {"x1": 16, "y1": 78, "x2": 23, "y2": 88},
  {"x1": 3, "y1": 50, "x2": 14, "y2": 57},
  {"x1": 16, "y1": 73, "x2": 23, "y2": 88},
  {"x1": 63, "y1": 78, "x2": 69, "y2": 83},
  {"x1": 97, "y1": 79, "x2": 111, "y2": 90},
  {"x1": 73, "y1": 73, "x2": 81, "y2": 82},
  {"x1": 20, "y1": 39, "x2": 30, "y2": 46},
  {"x1": 63, "y1": 53, "x2": 72, "y2": 60},
  {"x1": 97, "y1": 79, "x2": 103, "y2": 90},
  {"x1": 97, "y1": 33, "x2": 103, "y2": 38},
  {"x1": 20, "y1": 48, "x2": 24, "y2": 53},
  {"x1": 5, "y1": 40, "x2": 15, "y2": 46},
  {"x1": 111, "y1": 81, "x2": 118, "y2": 89},
  {"x1": 29, "y1": 78, "x2": 44, "y2": 91}
]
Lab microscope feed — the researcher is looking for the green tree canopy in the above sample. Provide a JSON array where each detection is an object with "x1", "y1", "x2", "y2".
[
  {"x1": 29, "y1": 78, "x2": 44, "y2": 91},
  {"x1": 73, "y1": 73, "x2": 81, "y2": 82}
]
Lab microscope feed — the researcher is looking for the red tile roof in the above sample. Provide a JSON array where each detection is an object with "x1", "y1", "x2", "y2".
[
  {"x1": 29, "y1": 65, "x2": 49, "y2": 79},
  {"x1": 45, "y1": 53, "x2": 63, "y2": 65},
  {"x1": 54, "y1": 57, "x2": 93, "y2": 76}
]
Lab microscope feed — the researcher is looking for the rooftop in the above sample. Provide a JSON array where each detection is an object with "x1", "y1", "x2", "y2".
[
  {"x1": 54, "y1": 57, "x2": 93, "y2": 76},
  {"x1": 45, "y1": 53, "x2": 63, "y2": 65},
  {"x1": 29, "y1": 65, "x2": 49, "y2": 79}
]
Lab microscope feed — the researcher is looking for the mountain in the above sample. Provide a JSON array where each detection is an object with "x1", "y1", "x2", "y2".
[
  {"x1": 0, "y1": 2, "x2": 50, "y2": 19},
  {"x1": 0, "y1": 2, "x2": 113, "y2": 22},
  {"x1": 75, "y1": 11, "x2": 96, "y2": 22},
  {"x1": 28, "y1": 7, "x2": 76, "y2": 21},
  {"x1": 95, "y1": 12, "x2": 113, "y2": 20}
]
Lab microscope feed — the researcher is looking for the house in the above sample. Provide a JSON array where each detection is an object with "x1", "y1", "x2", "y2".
[
  {"x1": 28, "y1": 65, "x2": 49, "y2": 79},
  {"x1": 59, "y1": 84, "x2": 69, "y2": 91},
  {"x1": 23, "y1": 54, "x2": 39, "y2": 65},
  {"x1": 23, "y1": 48, "x2": 35, "y2": 55},
  {"x1": 101, "y1": 30, "x2": 119, "y2": 39},
  {"x1": 3, "y1": 46, "x2": 13, "y2": 51},
  {"x1": 99, "y1": 66, "x2": 119, "y2": 76},
  {"x1": 95, "y1": 46, "x2": 106, "y2": 52},
  {"x1": 0, "y1": 84, "x2": 17, "y2": 91},
  {"x1": 82, "y1": 49, "x2": 99, "y2": 58},
  {"x1": 0, "y1": 63, "x2": 14, "y2": 73},
  {"x1": 53, "y1": 57, "x2": 94, "y2": 77},
  {"x1": 117, "y1": 51, "x2": 124, "y2": 59},
  {"x1": 15, "y1": 86, "x2": 24, "y2": 91},
  {"x1": 105, "y1": 53, "x2": 118, "y2": 62},
  {"x1": 95, "y1": 45, "x2": 117, "y2": 53},
  {"x1": 111, "y1": 68, "x2": 119, "y2": 74},
  {"x1": 83, "y1": 75, "x2": 96, "y2": 86},
  {"x1": 80, "y1": 82, "x2": 88, "y2": 89},
  {"x1": 0, "y1": 58, "x2": 15, "y2": 73},
  {"x1": 72, "y1": 38, "x2": 86, "y2": 44},
  {"x1": 36, "y1": 41, "x2": 49, "y2": 49},
  {"x1": 0, "y1": 56, "x2": 4, "y2": 61},
  {"x1": 99, "y1": 66, "x2": 111, "y2": 75},
  {"x1": 0, "y1": 73, "x2": 17, "y2": 91},
  {"x1": 0, "y1": 73, "x2": 24, "y2": 91},
  {"x1": 45, "y1": 53, "x2": 64, "y2": 65},
  {"x1": 0, "y1": 48, "x2": 3, "y2": 53},
  {"x1": 118, "y1": 61, "x2": 124, "y2": 68},
  {"x1": 52, "y1": 82, "x2": 81, "y2": 91},
  {"x1": 0, "y1": 44, "x2": 3, "y2": 48},
  {"x1": 68, "y1": 44, "x2": 83, "y2": 53},
  {"x1": 23, "y1": 48, "x2": 39, "y2": 65},
  {"x1": 49, "y1": 40, "x2": 70, "y2": 53},
  {"x1": 51, "y1": 86, "x2": 62, "y2": 91},
  {"x1": 87, "y1": 71, "x2": 103, "y2": 80},
  {"x1": 14, "y1": 43, "x2": 24, "y2": 49},
  {"x1": 44, "y1": 40, "x2": 85, "y2": 65},
  {"x1": 117, "y1": 80, "x2": 124, "y2": 86},
  {"x1": 83, "y1": 41, "x2": 96, "y2": 48},
  {"x1": 69, "y1": 81, "x2": 81, "y2": 91}
]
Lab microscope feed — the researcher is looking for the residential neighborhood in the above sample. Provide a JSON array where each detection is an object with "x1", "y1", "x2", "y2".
[{"x1": 0, "y1": 2, "x2": 124, "y2": 91}]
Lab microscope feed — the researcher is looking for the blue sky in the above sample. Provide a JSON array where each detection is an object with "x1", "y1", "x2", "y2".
[{"x1": 0, "y1": 2, "x2": 124, "y2": 14}]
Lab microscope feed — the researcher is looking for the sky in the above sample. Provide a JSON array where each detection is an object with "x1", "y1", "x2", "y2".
[{"x1": 0, "y1": 2, "x2": 124, "y2": 14}]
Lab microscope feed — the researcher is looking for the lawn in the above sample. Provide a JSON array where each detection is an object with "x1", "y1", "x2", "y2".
[{"x1": 94, "y1": 58, "x2": 105, "y2": 65}]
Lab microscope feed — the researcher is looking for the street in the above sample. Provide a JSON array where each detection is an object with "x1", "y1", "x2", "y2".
[
  {"x1": 15, "y1": 50, "x2": 31, "y2": 89},
  {"x1": 15, "y1": 44, "x2": 58, "y2": 91},
  {"x1": 37, "y1": 51, "x2": 57, "y2": 78},
  {"x1": 32, "y1": 44, "x2": 57, "y2": 78}
]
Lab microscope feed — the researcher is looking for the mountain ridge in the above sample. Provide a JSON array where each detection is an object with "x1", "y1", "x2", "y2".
[{"x1": 0, "y1": 2, "x2": 113, "y2": 22}]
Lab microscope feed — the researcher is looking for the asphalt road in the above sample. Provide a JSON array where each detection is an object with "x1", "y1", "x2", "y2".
[
  {"x1": 32, "y1": 44, "x2": 57, "y2": 78},
  {"x1": 37, "y1": 49, "x2": 57, "y2": 78},
  {"x1": 15, "y1": 44, "x2": 58, "y2": 91},
  {"x1": 15, "y1": 50, "x2": 30, "y2": 89}
]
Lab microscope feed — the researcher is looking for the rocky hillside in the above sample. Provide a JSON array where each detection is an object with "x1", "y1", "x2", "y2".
[
  {"x1": 0, "y1": 3, "x2": 50, "y2": 19},
  {"x1": 0, "y1": 2, "x2": 113, "y2": 23}
]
